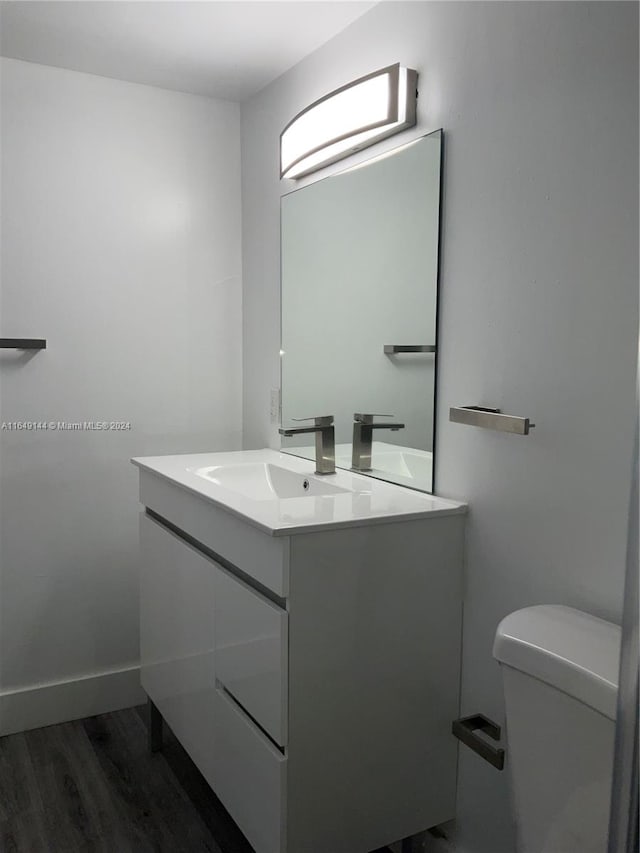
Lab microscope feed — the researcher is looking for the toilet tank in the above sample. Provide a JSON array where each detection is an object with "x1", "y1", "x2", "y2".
[{"x1": 493, "y1": 605, "x2": 621, "y2": 853}]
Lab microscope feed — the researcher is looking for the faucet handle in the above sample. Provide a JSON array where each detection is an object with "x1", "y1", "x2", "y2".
[
  {"x1": 291, "y1": 415, "x2": 334, "y2": 427},
  {"x1": 353, "y1": 413, "x2": 395, "y2": 424}
]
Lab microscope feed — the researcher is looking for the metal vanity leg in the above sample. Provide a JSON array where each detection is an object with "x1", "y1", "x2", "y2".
[{"x1": 147, "y1": 698, "x2": 163, "y2": 753}]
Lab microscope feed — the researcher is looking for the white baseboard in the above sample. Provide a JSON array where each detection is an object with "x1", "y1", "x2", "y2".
[{"x1": 0, "y1": 664, "x2": 147, "y2": 736}]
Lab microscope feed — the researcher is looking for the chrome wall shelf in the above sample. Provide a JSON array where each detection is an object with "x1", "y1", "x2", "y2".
[
  {"x1": 383, "y1": 344, "x2": 436, "y2": 354},
  {"x1": 449, "y1": 405, "x2": 535, "y2": 435},
  {"x1": 0, "y1": 338, "x2": 46, "y2": 350}
]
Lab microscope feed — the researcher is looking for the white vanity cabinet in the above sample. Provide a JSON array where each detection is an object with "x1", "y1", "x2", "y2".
[
  {"x1": 140, "y1": 510, "x2": 288, "y2": 851},
  {"x1": 136, "y1": 455, "x2": 465, "y2": 853}
]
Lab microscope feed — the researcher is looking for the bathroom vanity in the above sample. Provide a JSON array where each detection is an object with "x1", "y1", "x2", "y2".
[{"x1": 133, "y1": 449, "x2": 465, "y2": 853}]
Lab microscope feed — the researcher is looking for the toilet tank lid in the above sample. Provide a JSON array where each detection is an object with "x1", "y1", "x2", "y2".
[{"x1": 493, "y1": 605, "x2": 621, "y2": 720}]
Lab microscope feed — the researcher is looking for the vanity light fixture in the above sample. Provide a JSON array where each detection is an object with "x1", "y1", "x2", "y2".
[{"x1": 280, "y1": 63, "x2": 418, "y2": 179}]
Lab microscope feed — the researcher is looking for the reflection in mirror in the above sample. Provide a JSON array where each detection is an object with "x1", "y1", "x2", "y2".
[{"x1": 280, "y1": 130, "x2": 443, "y2": 493}]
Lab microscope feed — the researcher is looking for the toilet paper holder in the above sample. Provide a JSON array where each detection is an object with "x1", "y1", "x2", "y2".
[{"x1": 452, "y1": 713, "x2": 505, "y2": 770}]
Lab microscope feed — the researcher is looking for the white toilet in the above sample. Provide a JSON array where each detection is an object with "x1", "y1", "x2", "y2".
[{"x1": 493, "y1": 605, "x2": 621, "y2": 853}]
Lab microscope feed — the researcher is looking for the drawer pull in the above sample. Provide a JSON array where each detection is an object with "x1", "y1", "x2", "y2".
[{"x1": 217, "y1": 684, "x2": 285, "y2": 756}]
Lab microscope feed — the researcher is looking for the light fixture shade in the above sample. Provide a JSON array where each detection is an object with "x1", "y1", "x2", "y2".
[{"x1": 280, "y1": 63, "x2": 418, "y2": 180}]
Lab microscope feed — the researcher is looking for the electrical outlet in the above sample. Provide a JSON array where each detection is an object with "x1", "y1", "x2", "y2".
[{"x1": 270, "y1": 388, "x2": 281, "y2": 425}]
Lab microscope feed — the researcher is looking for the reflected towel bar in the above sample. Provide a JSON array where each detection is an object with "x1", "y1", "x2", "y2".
[
  {"x1": 383, "y1": 344, "x2": 436, "y2": 354},
  {"x1": 449, "y1": 406, "x2": 535, "y2": 435},
  {"x1": 0, "y1": 338, "x2": 46, "y2": 350}
]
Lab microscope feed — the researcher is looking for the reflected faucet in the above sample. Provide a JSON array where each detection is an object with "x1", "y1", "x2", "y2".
[
  {"x1": 351, "y1": 413, "x2": 405, "y2": 472},
  {"x1": 279, "y1": 415, "x2": 336, "y2": 475}
]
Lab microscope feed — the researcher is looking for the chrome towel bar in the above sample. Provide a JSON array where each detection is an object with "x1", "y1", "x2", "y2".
[{"x1": 449, "y1": 406, "x2": 535, "y2": 435}]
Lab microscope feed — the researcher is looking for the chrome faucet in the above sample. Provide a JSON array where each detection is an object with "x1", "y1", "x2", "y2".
[
  {"x1": 279, "y1": 415, "x2": 336, "y2": 475},
  {"x1": 351, "y1": 413, "x2": 405, "y2": 471}
]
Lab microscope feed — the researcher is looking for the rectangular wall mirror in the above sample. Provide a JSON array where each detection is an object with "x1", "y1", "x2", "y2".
[{"x1": 280, "y1": 129, "x2": 443, "y2": 493}]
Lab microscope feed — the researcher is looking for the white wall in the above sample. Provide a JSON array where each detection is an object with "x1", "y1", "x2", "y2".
[
  {"x1": 0, "y1": 58, "x2": 242, "y2": 734},
  {"x1": 240, "y1": 3, "x2": 638, "y2": 851}
]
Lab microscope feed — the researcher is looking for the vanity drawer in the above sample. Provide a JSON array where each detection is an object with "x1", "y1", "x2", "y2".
[
  {"x1": 214, "y1": 565, "x2": 288, "y2": 746},
  {"x1": 139, "y1": 468, "x2": 290, "y2": 596},
  {"x1": 213, "y1": 687, "x2": 286, "y2": 853}
]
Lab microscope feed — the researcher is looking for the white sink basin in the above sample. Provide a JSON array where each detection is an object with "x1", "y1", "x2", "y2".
[
  {"x1": 132, "y1": 449, "x2": 464, "y2": 535},
  {"x1": 191, "y1": 462, "x2": 350, "y2": 501}
]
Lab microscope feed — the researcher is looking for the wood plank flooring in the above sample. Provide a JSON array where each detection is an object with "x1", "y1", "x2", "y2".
[{"x1": 0, "y1": 706, "x2": 396, "y2": 853}]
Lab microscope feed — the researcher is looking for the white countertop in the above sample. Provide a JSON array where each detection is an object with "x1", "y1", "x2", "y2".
[{"x1": 132, "y1": 449, "x2": 466, "y2": 536}]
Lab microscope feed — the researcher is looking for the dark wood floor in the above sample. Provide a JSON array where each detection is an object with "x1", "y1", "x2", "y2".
[{"x1": 0, "y1": 706, "x2": 396, "y2": 853}]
